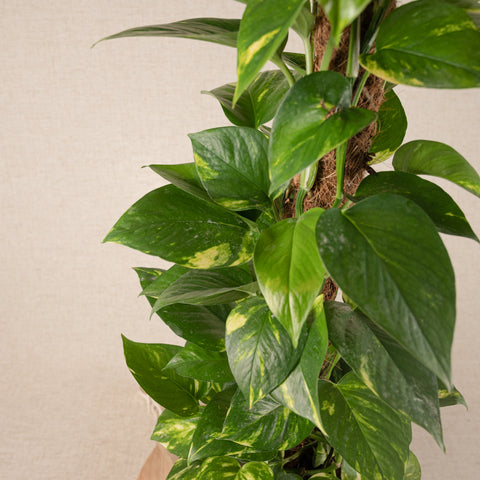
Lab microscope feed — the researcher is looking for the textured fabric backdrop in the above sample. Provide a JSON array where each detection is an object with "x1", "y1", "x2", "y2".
[{"x1": 1, "y1": 1, "x2": 479, "y2": 479}]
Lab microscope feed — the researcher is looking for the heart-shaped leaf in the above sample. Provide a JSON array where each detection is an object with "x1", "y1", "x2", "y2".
[
  {"x1": 122, "y1": 336, "x2": 206, "y2": 416},
  {"x1": 151, "y1": 408, "x2": 202, "y2": 458},
  {"x1": 393, "y1": 140, "x2": 480, "y2": 199},
  {"x1": 254, "y1": 208, "x2": 325, "y2": 346},
  {"x1": 203, "y1": 71, "x2": 292, "y2": 129},
  {"x1": 166, "y1": 343, "x2": 234, "y2": 383},
  {"x1": 189, "y1": 127, "x2": 270, "y2": 211},
  {"x1": 368, "y1": 89, "x2": 407, "y2": 164},
  {"x1": 318, "y1": 373, "x2": 411, "y2": 480},
  {"x1": 226, "y1": 297, "x2": 300, "y2": 406},
  {"x1": 222, "y1": 391, "x2": 313, "y2": 451},
  {"x1": 355, "y1": 171, "x2": 478, "y2": 241},
  {"x1": 166, "y1": 459, "x2": 203, "y2": 480},
  {"x1": 316, "y1": 194, "x2": 455, "y2": 388},
  {"x1": 325, "y1": 301, "x2": 444, "y2": 448},
  {"x1": 269, "y1": 72, "x2": 376, "y2": 194},
  {"x1": 271, "y1": 297, "x2": 328, "y2": 429},
  {"x1": 104, "y1": 185, "x2": 257, "y2": 268},
  {"x1": 360, "y1": 0, "x2": 480, "y2": 88},
  {"x1": 235, "y1": 0, "x2": 306, "y2": 102}
]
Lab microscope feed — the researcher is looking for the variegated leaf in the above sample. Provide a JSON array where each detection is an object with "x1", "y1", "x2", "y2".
[
  {"x1": 325, "y1": 301, "x2": 444, "y2": 448},
  {"x1": 236, "y1": 462, "x2": 274, "y2": 480},
  {"x1": 198, "y1": 456, "x2": 240, "y2": 479},
  {"x1": 203, "y1": 70, "x2": 292, "y2": 129},
  {"x1": 166, "y1": 459, "x2": 203, "y2": 480},
  {"x1": 254, "y1": 208, "x2": 325, "y2": 347},
  {"x1": 235, "y1": 0, "x2": 306, "y2": 102},
  {"x1": 393, "y1": 140, "x2": 480, "y2": 199},
  {"x1": 318, "y1": 373, "x2": 411, "y2": 480},
  {"x1": 189, "y1": 127, "x2": 270, "y2": 211},
  {"x1": 222, "y1": 390, "x2": 313, "y2": 451},
  {"x1": 226, "y1": 297, "x2": 300, "y2": 406},
  {"x1": 269, "y1": 72, "x2": 376, "y2": 194},
  {"x1": 271, "y1": 297, "x2": 328, "y2": 430},
  {"x1": 360, "y1": 0, "x2": 480, "y2": 88},
  {"x1": 104, "y1": 185, "x2": 258, "y2": 268},
  {"x1": 151, "y1": 409, "x2": 202, "y2": 458}
]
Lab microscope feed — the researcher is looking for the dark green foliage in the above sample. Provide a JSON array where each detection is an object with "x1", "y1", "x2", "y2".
[{"x1": 102, "y1": 1, "x2": 479, "y2": 478}]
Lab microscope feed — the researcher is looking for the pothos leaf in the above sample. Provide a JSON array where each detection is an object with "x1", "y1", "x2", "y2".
[
  {"x1": 151, "y1": 408, "x2": 202, "y2": 458},
  {"x1": 225, "y1": 297, "x2": 300, "y2": 406},
  {"x1": 235, "y1": 0, "x2": 306, "y2": 102},
  {"x1": 269, "y1": 71, "x2": 376, "y2": 194},
  {"x1": 318, "y1": 373, "x2": 411, "y2": 480},
  {"x1": 360, "y1": 0, "x2": 480, "y2": 88},
  {"x1": 316, "y1": 194, "x2": 456, "y2": 388},
  {"x1": 122, "y1": 336, "x2": 207, "y2": 416},
  {"x1": 254, "y1": 208, "x2": 325, "y2": 346},
  {"x1": 104, "y1": 185, "x2": 258, "y2": 268},
  {"x1": 393, "y1": 140, "x2": 480, "y2": 199}
]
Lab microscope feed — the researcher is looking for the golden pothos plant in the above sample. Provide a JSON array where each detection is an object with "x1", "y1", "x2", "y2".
[{"x1": 99, "y1": 1, "x2": 480, "y2": 478}]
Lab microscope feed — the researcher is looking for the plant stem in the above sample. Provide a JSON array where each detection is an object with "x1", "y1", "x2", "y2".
[
  {"x1": 346, "y1": 18, "x2": 360, "y2": 79},
  {"x1": 274, "y1": 56, "x2": 296, "y2": 87},
  {"x1": 296, "y1": 161, "x2": 319, "y2": 217},
  {"x1": 319, "y1": 33, "x2": 335, "y2": 71},
  {"x1": 304, "y1": 36, "x2": 314, "y2": 75},
  {"x1": 352, "y1": 71, "x2": 369, "y2": 106},
  {"x1": 331, "y1": 143, "x2": 347, "y2": 208}
]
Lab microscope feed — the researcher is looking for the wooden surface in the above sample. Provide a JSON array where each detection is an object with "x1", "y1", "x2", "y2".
[{"x1": 137, "y1": 445, "x2": 177, "y2": 480}]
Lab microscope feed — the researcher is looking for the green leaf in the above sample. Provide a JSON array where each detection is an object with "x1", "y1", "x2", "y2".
[
  {"x1": 148, "y1": 163, "x2": 209, "y2": 201},
  {"x1": 292, "y1": 3, "x2": 316, "y2": 40},
  {"x1": 360, "y1": 0, "x2": 480, "y2": 88},
  {"x1": 189, "y1": 127, "x2": 270, "y2": 210},
  {"x1": 104, "y1": 185, "x2": 257, "y2": 268},
  {"x1": 203, "y1": 70, "x2": 292, "y2": 129},
  {"x1": 122, "y1": 335, "x2": 205, "y2": 416},
  {"x1": 151, "y1": 408, "x2": 202, "y2": 458},
  {"x1": 319, "y1": 0, "x2": 373, "y2": 44},
  {"x1": 166, "y1": 459, "x2": 203, "y2": 480},
  {"x1": 318, "y1": 373, "x2": 411, "y2": 480},
  {"x1": 189, "y1": 387, "x2": 245, "y2": 462},
  {"x1": 316, "y1": 194, "x2": 455, "y2": 388},
  {"x1": 166, "y1": 343, "x2": 234, "y2": 383},
  {"x1": 222, "y1": 390, "x2": 313, "y2": 451},
  {"x1": 198, "y1": 456, "x2": 241, "y2": 480},
  {"x1": 271, "y1": 297, "x2": 328, "y2": 429},
  {"x1": 269, "y1": 72, "x2": 376, "y2": 194},
  {"x1": 355, "y1": 171, "x2": 478, "y2": 241},
  {"x1": 254, "y1": 208, "x2": 325, "y2": 346},
  {"x1": 277, "y1": 474, "x2": 303, "y2": 480},
  {"x1": 404, "y1": 451, "x2": 421, "y2": 480},
  {"x1": 368, "y1": 89, "x2": 407, "y2": 164},
  {"x1": 225, "y1": 297, "x2": 300, "y2": 406},
  {"x1": 94, "y1": 18, "x2": 240, "y2": 48},
  {"x1": 149, "y1": 267, "x2": 254, "y2": 312},
  {"x1": 439, "y1": 385, "x2": 468, "y2": 408},
  {"x1": 236, "y1": 462, "x2": 274, "y2": 480},
  {"x1": 444, "y1": 0, "x2": 480, "y2": 28},
  {"x1": 393, "y1": 140, "x2": 480, "y2": 199},
  {"x1": 325, "y1": 301, "x2": 444, "y2": 449},
  {"x1": 235, "y1": 0, "x2": 306, "y2": 102},
  {"x1": 135, "y1": 265, "x2": 230, "y2": 351}
]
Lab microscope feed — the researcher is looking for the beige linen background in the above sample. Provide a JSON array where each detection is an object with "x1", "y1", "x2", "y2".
[{"x1": 1, "y1": 1, "x2": 479, "y2": 479}]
